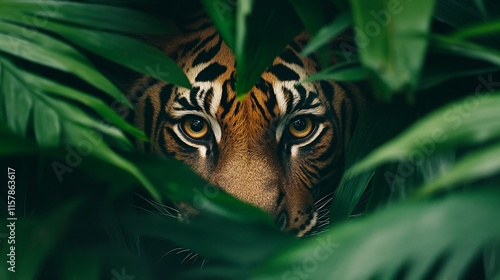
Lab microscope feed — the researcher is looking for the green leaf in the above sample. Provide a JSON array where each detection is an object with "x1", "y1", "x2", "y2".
[
  {"x1": 330, "y1": 107, "x2": 408, "y2": 224},
  {"x1": 61, "y1": 122, "x2": 161, "y2": 201},
  {"x1": 0, "y1": 58, "x2": 132, "y2": 150},
  {"x1": 433, "y1": 35, "x2": 500, "y2": 66},
  {"x1": 45, "y1": 21, "x2": 191, "y2": 89},
  {"x1": 128, "y1": 204, "x2": 292, "y2": 267},
  {"x1": 235, "y1": 0, "x2": 302, "y2": 99},
  {"x1": 417, "y1": 143, "x2": 500, "y2": 197},
  {"x1": 433, "y1": 0, "x2": 493, "y2": 28},
  {"x1": 201, "y1": 0, "x2": 236, "y2": 50},
  {"x1": 2, "y1": 62, "x2": 32, "y2": 136},
  {"x1": 0, "y1": 0, "x2": 170, "y2": 34},
  {"x1": 451, "y1": 20, "x2": 500, "y2": 40},
  {"x1": 351, "y1": 0, "x2": 435, "y2": 100},
  {"x1": 0, "y1": 20, "x2": 129, "y2": 106},
  {"x1": 4, "y1": 62, "x2": 145, "y2": 140},
  {"x1": 34, "y1": 102, "x2": 60, "y2": 147},
  {"x1": 303, "y1": 63, "x2": 365, "y2": 82},
  {"x1": 0, "y1": 124, "x2": 38, "y2": 155},
  {"x1": 301, "y1": 12, "x2": 352, "y2": 56},
  {"x1": 255, "y1": 188, "x2": 500, "y2": 280},
  {"x1": 349, "y1": 92, "x2": 500, "y2": 176}
]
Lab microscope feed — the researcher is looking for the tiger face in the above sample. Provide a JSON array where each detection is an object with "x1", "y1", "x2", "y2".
[{"x1": 129, "y1": 23, "x2": 361, "y2": 237}]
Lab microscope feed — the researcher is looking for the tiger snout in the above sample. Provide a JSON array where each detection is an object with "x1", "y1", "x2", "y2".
[{"x1": 207, "y1": 146, "x2": 318, "y2": 237}]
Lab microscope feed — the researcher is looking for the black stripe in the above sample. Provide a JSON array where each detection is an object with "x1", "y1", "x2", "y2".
[
  {"x1": 316, "y1": 131, "x2": 338, "y2": 162},
  {"x1": 294, "y1": 84, "x2": 307, "y2": 109},
  {"x1": 159, "y1": 132, "x2": 177, "y2": 158},
  {"x1": 268, "y1": 64, "x2": 300, "y2": 81},
  {"x1": 219, "y1": 80, "x2": 235, "y2": 120},
  {"x1": 129, "y1": 77, "x2": 159, "y2": 105},
  {"x1": 282, "y1": 86, "x2": 294, "y2": 114},
  {"x1": 143, "y1": 97, "x2": 155, "y2": 154},
  {"x1": 263, "y1": 81, "x2": 277, "y2": 118},
  {"x1": 302, "y1": 163, "x2": 321, "y2": 181},
  {"x1": 143, "y1": 97, "x2": 154, "y2": 139},
  {"x1": 319, "y1": 81, "x2": 335, "y2": 104},
  {"x1": 177, "y1": 96, "x2": 199, "y2": 111},
  {"x1": 192, "y1": 31, "x2": 218, "y2": 54},
  {"x1": 195, "y1": 62, "x2": 227, "y2": 82},
  {"x1": 340, "y1": 100, "x2": 347, "y2": 137},
  {"x1": 166, "y1": 127, "x2": 198, "y2": 154},
  {"x1": 154, "y1": 84, "x2": 175, "y2": 137},
  {"x1": 179, "y1": 38, "x2": 201, "y2": 57},
  {"x1": 189, "y1": 87, "x2": 202, "y2": 111},
  {"x1": 289, "y1": 41, "x2": 302, "y2": 53},
  {"x1": 250, "y1": 93, "x2": 270, "y2": 122},
  {"x1": 192, "y1": 36, "x2": 222, "y2": 67},
  {"x1": 280, "y1": 48, "x2": 304, "y2": 67},
  {"x1": 203, "y1": 88, "x2": 214, "y2": 113}
]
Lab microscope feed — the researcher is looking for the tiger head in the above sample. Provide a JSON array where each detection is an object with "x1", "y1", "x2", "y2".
[{"x1": 129, "y1": 23, "x2": 361, "y2": 237}]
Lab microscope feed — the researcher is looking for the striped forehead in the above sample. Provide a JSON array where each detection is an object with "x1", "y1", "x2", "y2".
[
  {"x1": 172, "y1": 81, "x2": 222, "y2": 117},
  {"x1": 273, "y1": 81, "x2": 325, "y2": 117}
]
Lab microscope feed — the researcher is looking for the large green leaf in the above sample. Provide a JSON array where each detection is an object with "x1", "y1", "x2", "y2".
[
  {"x1": 301, "y1": 12, "x2": 352, "y2": 57},
  {"x1": 350, "y1": 92, "x2": 500, "y2": 176},
  {"x1": 235, "y1": 0, "x2": 302, "y2": 99},
  {"x1": 201, "y1": 0, "x2": 236, "y2": 50},
  {"x1": 254, "y1": 187, "x2": 500, "y2": 280},
  {"x1": 0, "y1": 20, "x2": 129, "y2": 106},
  {"x1": 3, "y1": 61, "x2": 145, "y2": 140},
  {"x1": 432, "y1": 35, "x2": 500, "y2": 67},
  {"x1": 45, "y1": 21, "x2": 191, "y2": 89},
  {"x1": 0, "y1": 0, "x2": 169, "y2": 33},
  {"x1": 0, "y1": 58, "x2": 131, "y2": 149},
  {"x1": 417, "y1": 143, "x2": 500, "y2": 197},
  {"x1": 351, "y1": 0, "x2": 435, "y2": 100},
  {"x1": 451, "y1": 20, "x2": 500, "y2": 41},
  {"x1": 0, "y1": 124, "x2": 38, "y2": 155}
]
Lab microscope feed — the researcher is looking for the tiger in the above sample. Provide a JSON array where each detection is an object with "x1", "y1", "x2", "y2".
[{"x1": 128, "y1": 14, "x2": 364, "y2": 237}]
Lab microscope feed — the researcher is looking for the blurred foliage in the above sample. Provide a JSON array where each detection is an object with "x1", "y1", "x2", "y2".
[{"x1": 0, "y1": 0, "x2": 500, "y2": 279}]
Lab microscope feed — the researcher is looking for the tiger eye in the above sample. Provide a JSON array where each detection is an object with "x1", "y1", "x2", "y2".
[
  {"x1": 182, "y1": 117, "x2": 209, "y2": 139},
  {"x1": 288, "y1": 116, "x2": 314, "y2": 139}
]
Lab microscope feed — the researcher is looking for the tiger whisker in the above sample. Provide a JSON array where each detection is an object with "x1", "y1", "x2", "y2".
[
  {"x1": 201, "y1": 258, "x2": 209, "y2": 269},
  {"x1": 181, "y1": 252, "x2": 195, "y2": 265},
  {"x1": 135, "y1": 193, "x2": 180, "y2": 218}
]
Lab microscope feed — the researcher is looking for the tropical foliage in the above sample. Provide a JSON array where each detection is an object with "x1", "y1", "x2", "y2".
[{"x1": 0, "y1": 0, "x2": 500, "y2": 279}]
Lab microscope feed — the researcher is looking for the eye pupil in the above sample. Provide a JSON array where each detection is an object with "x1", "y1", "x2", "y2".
[
  {"x1": 293, "y1": 119, "x2": 306, "y2": 131},
  {"x1": 190, "y1": 119, "x2": 204, "y2": 132},
  {"x1": 182, "y1": 116, "x2": 209, "y2": 139},
  {"x1": 288, "y1": 116, "x2": 314, "y2": 139}
]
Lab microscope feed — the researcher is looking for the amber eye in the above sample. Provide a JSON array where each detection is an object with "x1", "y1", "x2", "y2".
[
  {"x1": 288, "y1": 116, "x2": 314, "y2": 139},
  {"x1": 181, "y1": 116, "x2": 209, "y2": 139}
]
